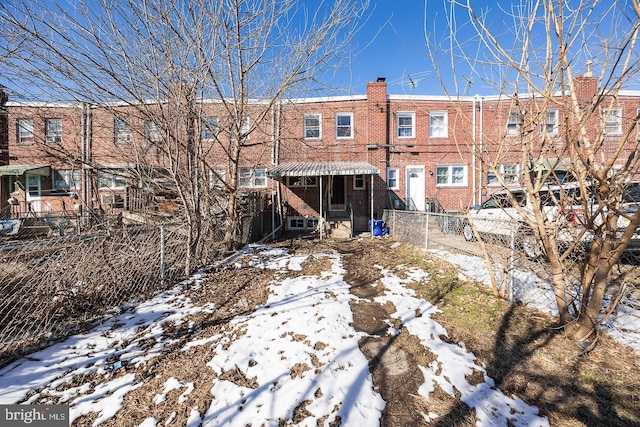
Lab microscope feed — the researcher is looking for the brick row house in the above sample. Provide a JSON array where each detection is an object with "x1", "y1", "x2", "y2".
[{"x1": 0, "y1": 75, "x2": 638, "y2": 237}]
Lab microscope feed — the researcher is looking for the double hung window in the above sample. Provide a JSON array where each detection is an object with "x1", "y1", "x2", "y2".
[
  {"x1": 17, "y1": 119, "x2": 34, "y2": 143},
  {"x1": 603, "y1": 108, "x2": 622, "y2": 135},
  {"x1": 45, "y1": 119, "x2": 62, "y2": 142},
  {"x1": 114, "y1": 118, "x2": 132, "y2": 143},
  {"x1": 397, "y1": 112, "x2": 415, "y2": 138},
  {"x1": 304, "y1": 114, "x2": 321, "y2": 139},
  {"x1": 542, "y1": 110, "x2": 558, "y2": 135},
  {"x1": 386, "y1": 168, "x2": 399, "y2": 190},
  {"x1": 54, "y1": 169, "x2": 80, "y2": 190},
  {"x1": 146, "y1": 120, "x2": 162, "y2": 142},
  {"x1": 353, "y1": 174, "x2": 365, "y2": 190},
  {"x1": 506, "y1": 110, "x2": 521, "y2": 136},
  {"x1": 429, "y1": 111, "x2": 447, "y2": 137},
  {"x1": 201, "y1": 116, "x2": 218, "y2": 140},
  {"x1": 336, "y1": 113, "x2": 353, "y2": 138},
  {"x1": 98, "y1": 171, "x2": 127, "y2": 189}
]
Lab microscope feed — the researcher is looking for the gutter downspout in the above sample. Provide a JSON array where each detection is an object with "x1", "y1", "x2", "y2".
[
  {"x1": 319, "y1": 176, "x2": 323, "y2": 240},
  {"x1": 472, "y1": 95, "x2": 477, "y2": 206},
  {"x1": 370, "y1": 174, "x2": 374, "y2": 238},
  {"x1": 479, "y1": 96, "x2": 484, "y2": 205},
  {"x1": 271, "y1": 102, "x2": 276, "y2": 240},
  {"x1": 276, "y1": 102, "x2": 283, "y2": 229},
  {"x1": 81, "y1": 103, "x2": 92, "y2": 227}
]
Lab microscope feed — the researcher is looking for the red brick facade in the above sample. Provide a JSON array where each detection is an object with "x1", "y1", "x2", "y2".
[{"x1": 1, "y1": 77, "x2": 638, "y2": 233}]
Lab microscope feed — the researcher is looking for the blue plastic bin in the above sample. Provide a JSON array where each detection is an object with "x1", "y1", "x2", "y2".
[{"x1": 368, "y1": 219, "x2": 388, "y2": 237}]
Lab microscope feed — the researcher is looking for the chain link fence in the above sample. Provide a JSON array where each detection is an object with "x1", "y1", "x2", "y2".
[
  {"x1": 382, "y1": 209, "x2": 640, "y2": 318},
  {"x1": 0, "y1": 221, "x2": 228, "y2": 368}
]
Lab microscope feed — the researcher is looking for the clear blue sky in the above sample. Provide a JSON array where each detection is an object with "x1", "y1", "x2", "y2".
[
  {"x1": 3, "y1": 0, "x2": 636, "y2": 100},
  {"x1": 329, "y1": 0, "x2": 505, "y2": 96},
  {"x1": 331, "y1": 0, "x2": 639, "y2": 96},
  {"x1": 332, "y1": 0, "x2": 449, "y2": 95}
]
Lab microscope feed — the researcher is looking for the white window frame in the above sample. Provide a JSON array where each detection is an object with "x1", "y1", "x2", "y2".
[
  {"x1": 208, "y1": 169, "x2": 226, "y2": 190},
  {"x1": 145, "y1": 120, "x2": 162, "y2": 142},
  {"x1": 603, "y1": 108, "x2": 622, "y2": 135},
  {"x1": 238, "y1": 166, "x2": 267, "y2": 188},
  {"x1": 435, "y1": 165, "x2": 467, "y2": 187},
  {"x1": 241, "y1": 116, "x2": 250, "y2": 135},
  {"x1": 17, "y1": 119, "x2": 34, "y2": 143},
  {"x1": 506, "y1": 110, "x2": 521, "y2": 136},
  {"x1": 114, "y1": 118, "x2": 132, "y2": 143},
  {"x1": 201, "y1": 116, "x2": 218, "y2": 140},
  {"x1": 353, "y1": 174, "x2": 365, "y2": 190},
  {"x1": 45, "y1": 118, "x2": 62, "y2": 143},
  {"x1": 336, "y1": 113, "x2": 353, "y2": 139},
  {"x1": 386, "y1": 168, "x2": 399, "y2": 190},
  {"x1": 542, "y1": 109, "x2": 558, "y2": 135},
  {"x1": 287, "y1": 216, "x2": 319, "y2": 231},
  {"x1": 429, "y1": 111, "x2": 448, "y2": 138},
  {"x1": 397, "y1": 112, "x2": 415, "y2": 138},
  {"x1": 286, "y1": 176, "x2": 318, "y2": 187},
  {"x1": 304, "y1": 114, "x2": 321, "y2": 139},
  {"x1": 54, "y1": 169, "x2": 80, "y2": 190},
  {"x1": 487, "y1": 164, "x2": 519, "y2": 185},
  {"x1": 98, "y1": 171, "x2": 127, "y2": 189}
]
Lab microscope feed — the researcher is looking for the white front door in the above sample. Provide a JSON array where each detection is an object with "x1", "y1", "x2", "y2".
[
  {"x1": 25, "y1": 173, "x2": 42, "y2": 213},
  {"x1": 406, "y1": 166, "x2": 425, "y2": 211}
]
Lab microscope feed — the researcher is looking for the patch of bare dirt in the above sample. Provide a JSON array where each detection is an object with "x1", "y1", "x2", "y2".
[
  {"x1": 329, "y1": 238, "x2": 433, "y2": 427},
  {"x1": 350, "y1": 301, "x2": 389, "y2": 336}
]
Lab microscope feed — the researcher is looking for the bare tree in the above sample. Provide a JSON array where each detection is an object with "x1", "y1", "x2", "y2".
[
  {"x1": 0, "y1": 0, "x2": 369, "y2": 273},
  {"x1": 431, "y1": 0, "x2": 640, "y2": 347}
]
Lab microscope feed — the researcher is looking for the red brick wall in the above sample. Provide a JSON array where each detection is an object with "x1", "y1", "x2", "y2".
[
  {"x1": 4, "y1": 75, "x2": 640, "y2": 221},
  {"x1": 6, "y1": 104, "x2": 84, "y2": 168}
]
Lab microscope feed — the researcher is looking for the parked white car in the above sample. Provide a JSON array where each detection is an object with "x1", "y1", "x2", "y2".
[
  {"x1": 463, "y1": 182, "x2": 640, "y2": 258},
  {"x1": 462, "y1": 183, "x2": 589, "y2": 258},
  {"x1": 615, "y1": 182, "x2": 640, "y2": 253}
]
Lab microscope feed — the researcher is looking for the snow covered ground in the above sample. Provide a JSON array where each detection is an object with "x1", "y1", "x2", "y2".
[{"x1": 0, "y1": 242, "x2": 636, "y2": 426}]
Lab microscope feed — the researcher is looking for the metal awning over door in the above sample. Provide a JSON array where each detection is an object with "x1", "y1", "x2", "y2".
[
  {"x1": 268, "y1": 161, "x2": 379, "y2": 178},
  {"x1": 268, "y1": 161, "x2": 380, "y2": 240}
]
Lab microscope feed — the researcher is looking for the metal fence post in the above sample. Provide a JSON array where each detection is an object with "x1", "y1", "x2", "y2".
[
  {"x1": 392, "y1": 209, "x2": 396, "y2": 238},
  {"x1": 509, "y1": 229, "x2": 515, "y2": 303},
  {"x1": 160, "y1": 223, "x2": 166, "y2": 283},
  {"x1": 424, "y1": 212, "x2": 430, "y2": 250}
]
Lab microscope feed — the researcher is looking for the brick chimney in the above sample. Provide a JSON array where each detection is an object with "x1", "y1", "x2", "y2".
[
  {"x1": 367, "y1": 77, "x2": 388, "y2": 148},
  {"x1": 574, "y1": 61, "x2": 598, "y2": 103}
]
